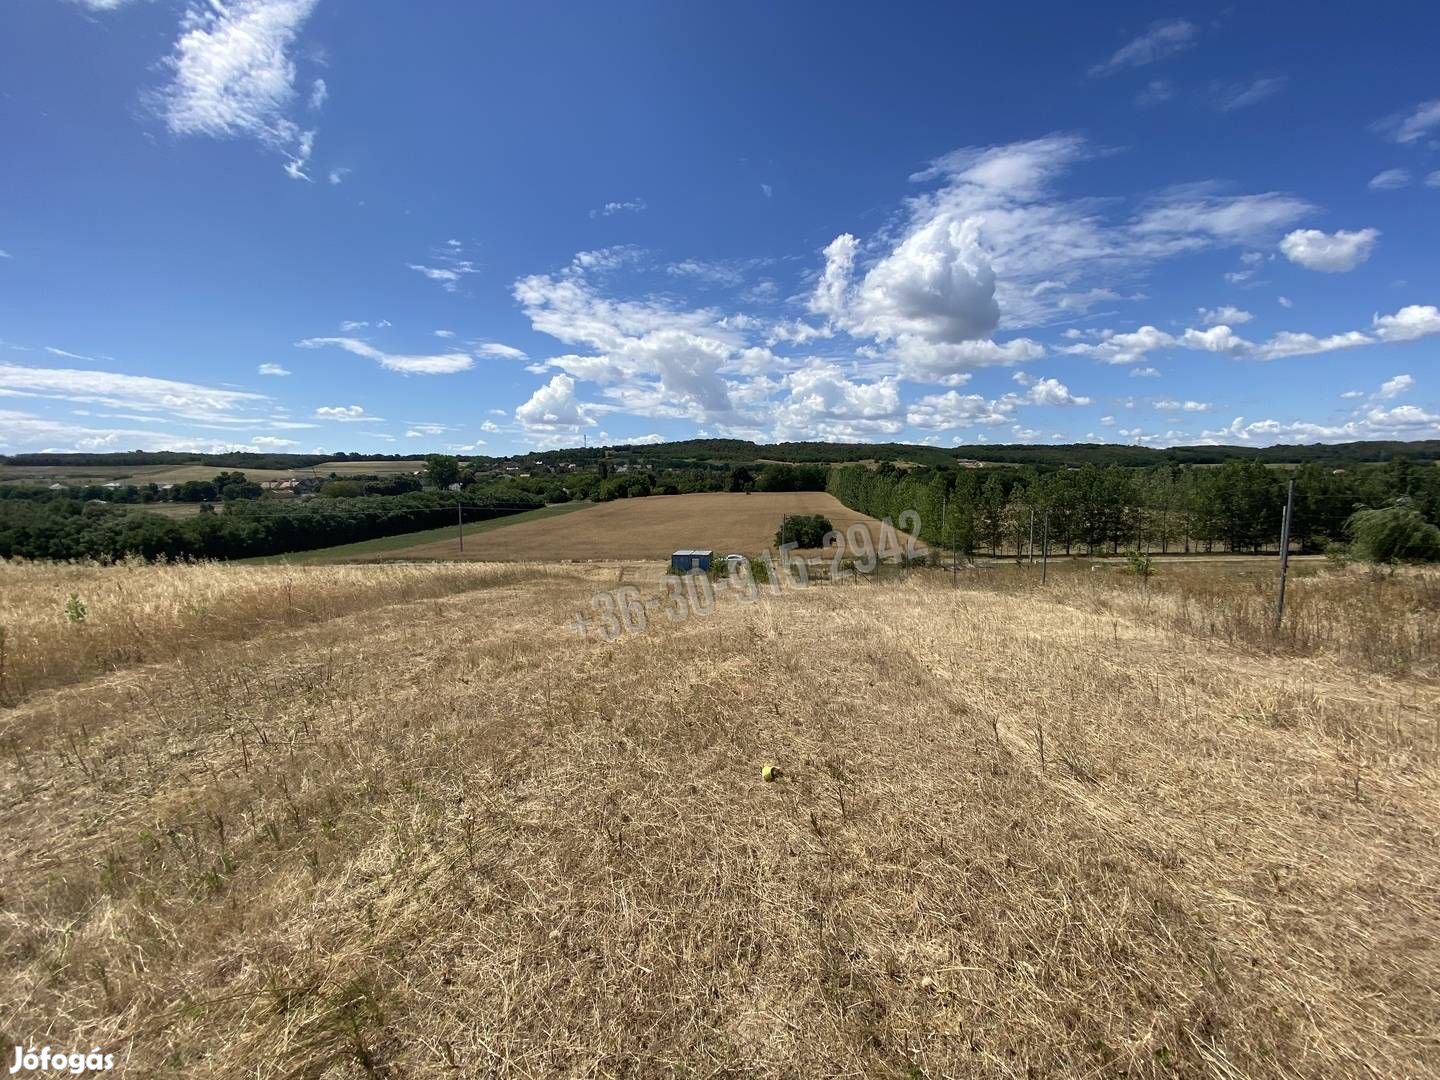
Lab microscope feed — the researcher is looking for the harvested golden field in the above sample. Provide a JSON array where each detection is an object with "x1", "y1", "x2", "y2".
[
  {"x1": 0, "y1": 557, "x2": 565, "y2": 706},
  {"x1": 390, "y1": 491, "x2": 900, "y2": 561},
  {"x1": 2, "y1": 560, "x2": 1438, "y2": 1077},
  {"x1": 309, "y1": 459, "x2": 428, "y2": 478}
]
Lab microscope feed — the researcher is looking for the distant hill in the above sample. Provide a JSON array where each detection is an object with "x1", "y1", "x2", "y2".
[
  {"x1": 4, "y1": 438, "x2": 1438, "y2": 474},
  {"x1": 576, "y1": 438, "x2": 1440, "y2": 469}
]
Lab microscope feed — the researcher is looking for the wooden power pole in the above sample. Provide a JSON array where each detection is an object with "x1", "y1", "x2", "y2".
[
  {"x1": 1274, "y1": 478, "x2": 1295, "y2": 630},
  {"x1": 1041, "y1": 510, "x2": 1050, "y2": 584}
]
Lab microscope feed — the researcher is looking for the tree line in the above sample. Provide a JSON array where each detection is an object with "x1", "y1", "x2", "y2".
[
  {"x1": 826, "y1": 458, "x2": 1440, "y2": 557},
  {"x1": 523, "y1": 437, "x2": 1440, "y2": 472},
  {"x1": 0, "y1": 491, "x2": 540, "y2": 561},
  {"x1": 418, "y1": 455, "x2": 828, "y2": 504}
]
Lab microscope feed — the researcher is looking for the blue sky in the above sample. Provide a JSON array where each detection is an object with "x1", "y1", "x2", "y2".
[{"x1": 2, "y1": 1, "x2": 1439, "y2": 456}]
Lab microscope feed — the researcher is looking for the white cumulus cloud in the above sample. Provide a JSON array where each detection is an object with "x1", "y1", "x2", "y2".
[
  {"x1": 516, "y1": 374, "x2": 590, "y2": 433},
  {"x1": 1376, "y1": 374, "x2": 1414, "y2": 399},
  {"x1": 1279, "y1": 228, "x2": 1379, "y2": 272},
  {"x1": 315, "y1": 405, "x2": 370, "y2": 421}
]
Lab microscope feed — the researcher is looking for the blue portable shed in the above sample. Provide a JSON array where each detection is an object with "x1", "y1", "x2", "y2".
[{"x1": 670, "y1": 549, "x2": 713, "y2": 573}]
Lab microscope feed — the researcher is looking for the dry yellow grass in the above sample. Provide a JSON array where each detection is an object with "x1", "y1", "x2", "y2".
[
  {"x1": 0, "y1": 557, "x2": 566, "y2": 706},
  {"x1": 966, "y1": 558, "x2": 1440, "y2": 679},
  {"x1": 389, "y1": 491, "x2": 899, "y2": 561},
  {"x1": 1, "y1": 560, "x2": 1437, "y2": 1077}
]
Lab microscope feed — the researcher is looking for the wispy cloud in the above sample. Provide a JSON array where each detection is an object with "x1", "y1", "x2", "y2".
[
  {"x1": 1089, "y1": 19, "x2": 1197, "y2": 77},
  {"x1": 475, "y1": 342, "x2": 527, "y2": 360},
  {"x1": 45, "y1": 346, "x2": 111, "y2": 363},
  {"x1": 0, "y1": 361, "x2": 269, "y2": 422},
  {"x1": 257, "y1": 362, "x2": 290, "y2": 376},
  {"x1": 297, "y1": 336, "x2": 475, "y2": 374},
  {"x1": 590, "y1": 198, "x2": 647, "y2": 219},
  {"x1": 0, "y1": 408, "x2": 306, "y2": 454},
  {"x1": 153, "y1": 0, "x2": 322, "y2": 180},
  {"x1": 406, "y1": 241, "x2": 479, "y2": 292},
  {"x1": 666, "y1": 257, "x2": 765, "y2": 288},
  {"x1": 1377, "y1": 99, "x2": 1440, "y2": 144},
  {"x1": 1135, "y1": 79, "x2": 1174, "y2": 108},
  {"x1": 407, "y1": 264, "x2": 473, "y2": 290},
  {"x1": 1367, "y1": 168, "x2": 1411, "y2": 191},
  {"x1": 1197, "y1": 305, "x2": 1253, "y2": 326},
  {"x1": 1212, "y1": 76, "x2": 1287, "y2": 111}
]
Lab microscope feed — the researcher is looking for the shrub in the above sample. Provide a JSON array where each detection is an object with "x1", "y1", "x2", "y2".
[
  {"x1": 775, "y1": 514, "x2": 833, "y2": 548},
  {"x1": 1125, "y1": 550, "x2": 1155, "y2": 578}
]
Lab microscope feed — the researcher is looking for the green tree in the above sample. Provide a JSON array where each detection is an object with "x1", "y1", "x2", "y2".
[
  {"x1": 728, "y1": 466, "x2": 754, "y2": 493},
  {"x1": 424, "y1": 454, "x2": 461, "y2": 490},
  {"x1": 977, "y1": 474, "x2": 1005, "y2": 554},
  {"x1": 775, "y1": 514, "x2": 833, "y2": 548},
  {"x1": 1345, "y1": 503, "x2": 1440, "y2": 565}
]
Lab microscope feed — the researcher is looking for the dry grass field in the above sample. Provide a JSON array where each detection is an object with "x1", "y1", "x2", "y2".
[
  {"x1": 389, "y1": 491, "x2": 902, "y2": 561},
  {"x1": 2, "y1": 557, "x2": 1438, "y2": 1077}
]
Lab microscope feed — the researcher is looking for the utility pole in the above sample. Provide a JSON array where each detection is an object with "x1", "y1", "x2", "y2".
[
  {"x1": 1274, "y1": 478, "x2": 1295, "y2": 630},
  {"x1": 1028, "y1": 507, "x2": 1036, "y2": 566},
  {"x1": 445, "y1": 481, "x2": 466, "y2": 553},
  {"x1": 1041, "y1": 510, "x2": 1050, "y2": 585},
  {"x1": 948, "y1": 495, "x2": 958, "y2": 587}
]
